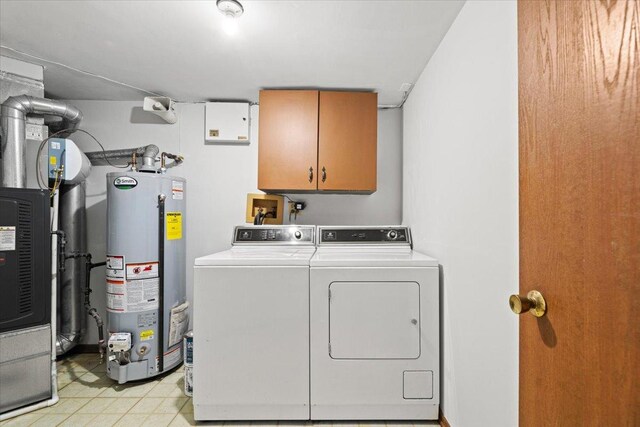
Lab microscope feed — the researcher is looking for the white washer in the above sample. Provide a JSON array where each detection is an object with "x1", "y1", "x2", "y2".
[
  {"x1": 193, "y1": 225, "x2": 316, "y2": 421},
  {"x1": 310, "y1": 226, "x2": 439, "y2": 420}
]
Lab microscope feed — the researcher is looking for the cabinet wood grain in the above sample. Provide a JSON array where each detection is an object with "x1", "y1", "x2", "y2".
[
  {"x1": 258, "y1": 90, "x2": 319, "y2": 191},
  {"x1": 318, "y1": 91, "x2": 377, "y2": 192}
]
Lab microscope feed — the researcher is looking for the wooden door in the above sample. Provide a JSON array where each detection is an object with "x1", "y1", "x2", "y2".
[
  {"x1": 318, "y1": 91, "x2": 377, "y2": 192},
  {"x1": 518, "y1": 1, "x2": 639, "y2": 425},
  {"x1": 258, "y1": 90, "x2": 319, "y2": 191}
]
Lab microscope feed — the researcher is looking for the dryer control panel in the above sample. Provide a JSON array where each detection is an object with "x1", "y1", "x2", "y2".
[
  {"x1": 233, "y1": 225, "x2": 315, "y2": 245},
  {"x1": 318, "y1": 226, "x2": 411, "y2": 246}
]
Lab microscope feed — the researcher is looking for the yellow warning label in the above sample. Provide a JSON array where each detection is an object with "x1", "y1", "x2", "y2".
[
  {"x1": 166, "y1": 212, "x2": 182, "y2": 240},
  {"x1": 49, "y1": 156, "x2": 57, "y2": 166},
  {"x1": 140, "y1": 329, "x2": 154, "y2": 341}
]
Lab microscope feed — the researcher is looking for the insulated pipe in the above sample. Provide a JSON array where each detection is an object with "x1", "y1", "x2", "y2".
[
  {"x1": 0, "y1": 95, "x2": 82, "y2": 188},
  {"x1": 85, "y1": 147, "x2": 146, "y2": 165},
  {"x1": 85, "y1": 144, "x2": 160, "y2": 171},
  {"x1": 56, "y1": 182, "x2": 87, "y2": 355}
]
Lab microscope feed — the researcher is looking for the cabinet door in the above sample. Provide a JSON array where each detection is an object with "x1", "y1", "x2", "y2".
[
  {"x1": 318, "y1": 91, "x2": 377, "y2": 192},
  {"x1": 258, "y1": 90, "x2": 319, "y2": 191}
]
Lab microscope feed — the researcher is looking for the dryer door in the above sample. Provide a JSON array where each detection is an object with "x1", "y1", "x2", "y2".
[
  {"x1": 310, "y1": 266, "x2": 440, "y2": 420},
  {"x1": 329, "y1": 281, "x2": 420, "y2": 359}
]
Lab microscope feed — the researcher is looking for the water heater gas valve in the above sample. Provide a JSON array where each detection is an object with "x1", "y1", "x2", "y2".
[{"x1": 108, "y1": 332, "x2": 132, "y2": 353}]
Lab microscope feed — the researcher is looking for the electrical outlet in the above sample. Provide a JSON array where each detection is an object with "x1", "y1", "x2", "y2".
[{"x1": 288, "y1": 200, "x2": 306, "y2": 221}]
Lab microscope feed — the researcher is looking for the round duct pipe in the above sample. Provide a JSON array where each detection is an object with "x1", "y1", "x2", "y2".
[{"x1": 0, "y1": 95, "x2": 82, "y2": 188}]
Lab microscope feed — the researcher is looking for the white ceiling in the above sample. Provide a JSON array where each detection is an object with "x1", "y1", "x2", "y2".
[{"x1": 0, "y1": 0, "x2": 464, "y2": 105}]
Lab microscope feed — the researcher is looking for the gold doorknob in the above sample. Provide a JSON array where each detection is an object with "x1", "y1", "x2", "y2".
[{"x1": 509, "y1": 290, "x2": 546, "y2": 317}]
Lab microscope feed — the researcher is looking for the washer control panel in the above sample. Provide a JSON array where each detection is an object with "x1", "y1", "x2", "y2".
[
  {"x1": 319, "y1": 227, "x2": 411, "y2": 245},
  {"x1": 234, "y1": 226, "x2": 315, "y2": 244}
]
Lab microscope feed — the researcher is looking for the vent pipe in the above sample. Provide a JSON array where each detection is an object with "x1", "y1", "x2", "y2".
[
  {"x1": 85, "y1": 144, "x2": 176, "y2": 172},
  {"x1": 85, "y1": 146, "x2": 148, "y2": 165},
  {"x1": 56, "y1": 183, "x2": 87, "y2": 355},
  {"x1": 140, "y1": 144, "x2": 160, "y2": 172},
  {"x1": 0, "y1": 95, "x2": 82, "y2": 188}
]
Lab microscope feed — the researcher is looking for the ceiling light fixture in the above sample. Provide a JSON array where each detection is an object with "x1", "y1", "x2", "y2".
[
  {"x1": 217, "y1": 0, "x2": 244, "y2": 18},
  {"x1": 217, "y1": 0, "x2": 244, "y2": 36}
]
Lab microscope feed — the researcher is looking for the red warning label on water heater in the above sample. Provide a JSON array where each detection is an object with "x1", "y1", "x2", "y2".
[
  {"x1": 126, "y1": 262, "x2": 158, "y2": 279},
  {"x1": 106, "y1": 261, "x2": 159, "y2": 313}
]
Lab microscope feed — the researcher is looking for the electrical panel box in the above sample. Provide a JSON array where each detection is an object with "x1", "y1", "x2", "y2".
[{"x1": 205, "y1": 102, "x2": 250, "y2": 144}]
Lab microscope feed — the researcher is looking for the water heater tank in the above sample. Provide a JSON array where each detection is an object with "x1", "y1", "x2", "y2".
[{"x1": 105, "y1": 171, "x2": 187, "y2": 383}]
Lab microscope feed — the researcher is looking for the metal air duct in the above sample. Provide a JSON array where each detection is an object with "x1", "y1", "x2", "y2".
[
  {"x1": 56, "y1": 183, "x2": 87, "y2": 355},
  {"x1": 0, "y1": 96, "x2": 87, "y2": 356},
  {"x1": 0, "y1": 95, "x2": 82, "y2": 188},
  {"x1": 85, "y1": 144, "x2": 183, "y2": 172},
  {"x1": 140, "y1": 144, "x2": 160, "y2": 172},
  {"x1": 85, "y1": 144, "x2": 159, "y2": 170}
]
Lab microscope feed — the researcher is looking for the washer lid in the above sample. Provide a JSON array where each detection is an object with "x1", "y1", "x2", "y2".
[
  {"x1": 310, "y1": 247, "x2": 438, "y2": 268},
  {"x1": 195, "y1": 246, "x2": 317, "y2": 266}
]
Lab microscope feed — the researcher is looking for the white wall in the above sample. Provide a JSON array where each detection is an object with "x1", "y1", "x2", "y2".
[
  {"x1": 64, "y1": 101, "x2": 402, "y2": 345},
  {"x1": 402, "y1": 2, "x2": 518, "y2": 426}
]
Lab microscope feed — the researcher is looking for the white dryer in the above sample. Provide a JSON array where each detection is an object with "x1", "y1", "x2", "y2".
[
  {"x1": 193, "y1": 225, "x2": 316, "y2": 421},
  {"x1": 310, "y1": 226, "x2": 439, "y2": 420}
]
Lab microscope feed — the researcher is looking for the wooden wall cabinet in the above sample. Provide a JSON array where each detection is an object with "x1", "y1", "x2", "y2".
[
  {"x1": 258, "y1": 90, "x2": 319, "y2": 191},
  {"x1": 258, "y1": 90, "x2": 377, "y2": 192}
]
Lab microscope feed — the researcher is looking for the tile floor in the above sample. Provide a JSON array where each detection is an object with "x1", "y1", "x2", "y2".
[{"x1": 1, "y1": 353, "x2": 439, "y2": 427}]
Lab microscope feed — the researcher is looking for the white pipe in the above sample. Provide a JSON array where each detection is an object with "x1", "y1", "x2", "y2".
[
  {"x1": 50, "y1": 190, "x2": 60, "y2": 401},
  {"x1": 0, "y1": 395, "x2": 59, "y2": 421},
  {"x1": 0, "y1": 191, "x2": 61, "y2": 421}
]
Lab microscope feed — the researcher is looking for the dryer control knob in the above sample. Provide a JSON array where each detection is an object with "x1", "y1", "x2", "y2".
[
  {"x1": 294, "y1": 231, "x2": 302, "y2": 239},
  {"x1": 387, "y1": 230, "x2": 398, "y2": 240}
]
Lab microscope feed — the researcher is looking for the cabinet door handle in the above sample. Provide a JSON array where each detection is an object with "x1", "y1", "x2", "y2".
[
  {"x1": 308, "y1": 167, "x2": 314, "y2": 183},
  {"x1": 322, "y1": 166, "x2": 327, "y2": 183}
]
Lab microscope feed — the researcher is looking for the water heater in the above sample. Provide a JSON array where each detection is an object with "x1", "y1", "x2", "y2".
[{"x1": 105, "y1": 171, "x2": 187, "y2": 383}]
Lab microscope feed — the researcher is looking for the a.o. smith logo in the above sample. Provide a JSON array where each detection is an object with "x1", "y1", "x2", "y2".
[{"x1": 113, "y1": 176, "x2": 138, "y2": 190}]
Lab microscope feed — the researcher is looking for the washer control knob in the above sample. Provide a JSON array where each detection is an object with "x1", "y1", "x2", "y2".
[
  {"x1": 387, "y1": 230, "x2": 398, "y2": 240},
  {"x1": 294, "y1": 230, "x2": 302, "y2": 239}
]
